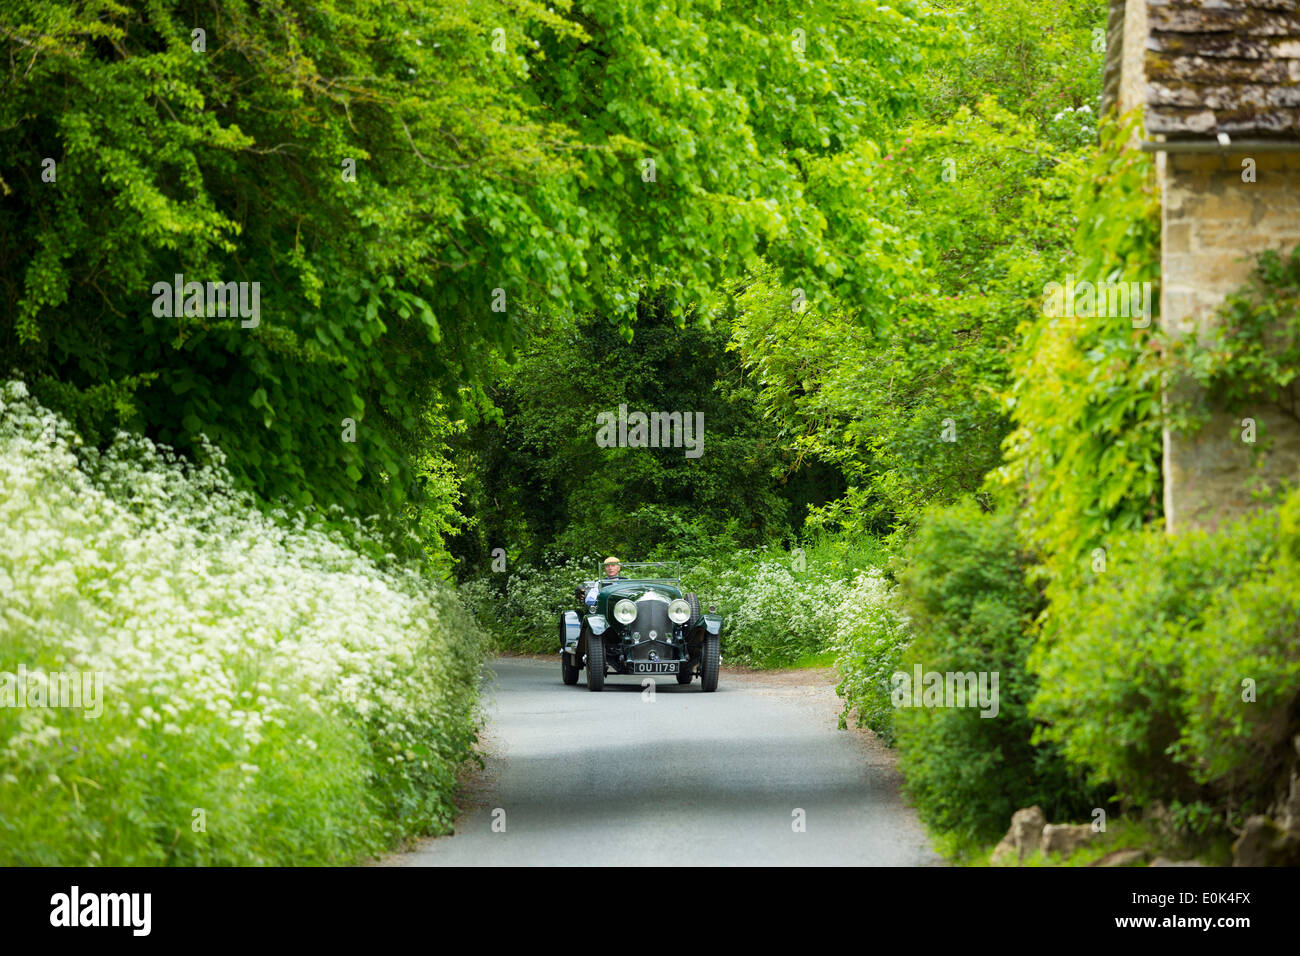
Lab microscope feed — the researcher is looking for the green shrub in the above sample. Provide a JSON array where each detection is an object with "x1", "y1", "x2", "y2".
[
  {"x1": 460, "y1": 557, "x2": 597, "y2": 654},
  {"x1": 707, "y1": 558, "x2": 835, "y2": 667},
  {"x1": 1166, "y1": 245, "x2": 1300, "y2": 431},
  {"x1": 832, "y1": 570, "x2": 912, "y2": 744},
  {"x1": 892, "y1": 499, "x2": 1097, "y2": 845},
  {"x1": 1031, "y1": 494, "x2": 1300, "y2": 820}
]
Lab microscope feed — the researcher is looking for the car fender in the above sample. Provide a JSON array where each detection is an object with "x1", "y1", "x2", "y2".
[
  {"x1": 560, "y1": 610, "x2": 582, "y2": 654},
  {"x1": 698, "y1": 614, "x2": 722, "y2": 636},
  {"x1": 585, "y1": 614, "x2": 609, "y2": 637}
]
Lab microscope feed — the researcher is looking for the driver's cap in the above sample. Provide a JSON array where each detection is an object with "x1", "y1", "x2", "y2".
[{"x1": 603, "y1": 556, "x2": 621, "y2": 566}]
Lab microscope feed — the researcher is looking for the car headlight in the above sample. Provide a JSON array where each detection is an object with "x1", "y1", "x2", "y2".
[
  {"x1": 668, "y1": 599, "x2": 691, "y2": 625},
  {"x1": 613, "y1": 599, "x2": 637, "y2": 625}
]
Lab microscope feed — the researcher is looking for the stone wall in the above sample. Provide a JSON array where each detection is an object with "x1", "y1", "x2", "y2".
[{"x1": 1160, "y1": 151, "x2": 1300, "y2": 532}]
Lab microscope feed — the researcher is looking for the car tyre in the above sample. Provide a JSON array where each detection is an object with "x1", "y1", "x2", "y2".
[
  {"x1": 586, "y1": 634, "x2": 606, "y2": 691},
  {"x1": 683, "y1": 592, "x2": 701, "y2": 631},
  {"x1": 561, "y1": 651, "x2": 580, "y2": 685},
  {"x1": 675, "y1": 667, "x2": 693, "y2": 684},
  {"x1": 700, "y1": 632, "x2": 720, "y2": 692}
]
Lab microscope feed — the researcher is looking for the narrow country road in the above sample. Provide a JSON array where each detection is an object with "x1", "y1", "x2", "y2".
[{"x1": 396, "y1": 657, "x2": 940, "y2": 866}]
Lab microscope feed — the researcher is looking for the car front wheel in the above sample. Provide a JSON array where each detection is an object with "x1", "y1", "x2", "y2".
[
  {"x1": 586, "y1": 635, "x2": 605, "y2": 691},
  {"x1": 700, "y1": 633, "x2": 720, "y2": 692}
]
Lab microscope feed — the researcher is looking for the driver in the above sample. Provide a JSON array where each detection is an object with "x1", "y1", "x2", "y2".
[{"x1": 584, "y1": 556, "x2": 624, "y2": 607}]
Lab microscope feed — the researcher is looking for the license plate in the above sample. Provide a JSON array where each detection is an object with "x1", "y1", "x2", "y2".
[{"x1": 630, "y1": 661, "x2": 679, "y2": 674}]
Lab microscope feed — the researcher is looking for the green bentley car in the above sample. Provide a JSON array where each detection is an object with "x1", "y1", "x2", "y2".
[{"x1": 558, "y1": 562, "x2": 722, "y2": 692}]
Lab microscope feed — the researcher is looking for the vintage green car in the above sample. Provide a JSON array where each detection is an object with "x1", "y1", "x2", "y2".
[{"x1": 558, "y1": 562, "x2": 722, "y2": 692}]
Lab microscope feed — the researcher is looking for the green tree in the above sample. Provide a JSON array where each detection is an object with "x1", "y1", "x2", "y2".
[
  {"x1": 452, "y1": 296, "x2": 833, "y2": 570},
  {"x1": 730, "y1": 97, "x2": 1086, "y2": 533},
  {"x1": 1, "y1": 0, "x2": 948, "y2": 554}
]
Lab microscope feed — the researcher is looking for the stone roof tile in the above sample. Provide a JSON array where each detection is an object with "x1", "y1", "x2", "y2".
[{"x1": 1145, "y1": 0, "x2": 1300, "y2": 139}]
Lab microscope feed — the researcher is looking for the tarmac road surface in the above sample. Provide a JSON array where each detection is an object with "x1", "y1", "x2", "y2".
[{"x1": 397, "y1": 656, "x2": 940, "y2": 866}]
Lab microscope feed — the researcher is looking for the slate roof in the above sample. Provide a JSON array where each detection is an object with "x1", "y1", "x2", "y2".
[{"x1": 1145, "y1": 0, "x2": 1300, "y2": 139}]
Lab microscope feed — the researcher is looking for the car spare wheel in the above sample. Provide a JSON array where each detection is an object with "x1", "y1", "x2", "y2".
[
  {"x1": 561, "y1": 650, "x2": 580, "y2": 685},
  {"x1": 700, "y1": 632, "x2": 720, "y2": 692},
  {"x1": 586, "y1": 634, "x2": 605, "y2": 691},
  {"x1": 684, "y1": 592, "x2": 701, "y2": 632}
]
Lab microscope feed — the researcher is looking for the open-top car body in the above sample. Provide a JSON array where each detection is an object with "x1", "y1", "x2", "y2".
[{"x1": 558, "y1": 562, "x2": 722, "y2": 691}]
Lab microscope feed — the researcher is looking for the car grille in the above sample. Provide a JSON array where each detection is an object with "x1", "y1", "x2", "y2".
[
  {"x1": 625, "y1": 600, "x2": 672, "y2": 656},
  {"x1": 633, "y1": 599, "x2": 669, "y2": 635}
]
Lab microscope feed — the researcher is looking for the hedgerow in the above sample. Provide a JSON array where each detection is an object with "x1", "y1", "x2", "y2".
[
  {"x1": 1030, "y1": 492, "x2": 1300, "y2": 824},
  {"x1": 892, "y1": 500, "x2": 1100, "y2": 846},
  {"x1": 0, "y1": 382, "x2": 487, "y2": 865}
]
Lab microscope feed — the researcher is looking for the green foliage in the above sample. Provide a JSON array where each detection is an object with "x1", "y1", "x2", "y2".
[
  {"x1": 832, "y1": 572, "x2": 912, "y2": 745},
  {"x1": 997, "y1": 111, "x2": 1163, "y2": 573},
  {"x1": 924, "y1": 0, "x2": 1107, "y2": 127},
  {"x1": 892, "y1": 500, "x2": 1098, "y2": 844},
  {"x1": 675, "y1": 536, "x2": 885, "y2": 668},
  {"x1": 2, "y1": 0, "x2": 568, "y2": 549},
  {"x1": 1, "y1": 0, "x2": 949, "y2": 554},
  {"x1": 1030, "y1": 494, "x2": 1300, "y2": 822},
  {"x1": 450, "y1": 299, "x2": 834, "y2": 570},
  {"x1": 730, "y1": 93, "x2": 1085, "y2": 535},
  {"x1": 699, "y1": 556, "x2": 841, "y2": 668},
  {"x1": 461, "y1": 556, "x2": 597, "y2": 654},
  {"x1": 0, "y1": 382, "x2": 487, "y2": 864},
  {"x1": 692, "y1": 536, "x2": 892, "y2": 668},
  {"x1": 1167, "y1": 245, "x2": 1300, "y2": 431}
]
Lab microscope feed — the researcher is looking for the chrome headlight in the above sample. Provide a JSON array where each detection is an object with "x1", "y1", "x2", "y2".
[
  {"x1": 668, "y1": 599, "x2": 691, "y2": 625},
  {"x1": 613, "y1": 599, "x2": 638, "y2": 625}
]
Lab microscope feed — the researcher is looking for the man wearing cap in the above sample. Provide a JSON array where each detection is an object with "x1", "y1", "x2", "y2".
[{"x1": 584, "y1": 556, "x2": 624, "y2": 608}]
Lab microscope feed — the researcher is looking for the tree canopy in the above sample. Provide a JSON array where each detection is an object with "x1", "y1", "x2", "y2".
[{"x1": 2, "y1": 0, "x2": 949, "y2": 555}]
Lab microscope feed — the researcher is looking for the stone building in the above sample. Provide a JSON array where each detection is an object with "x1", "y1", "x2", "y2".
[{"x1": 1106, "y1": 0, "x2": 1300, "y2": 532}]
